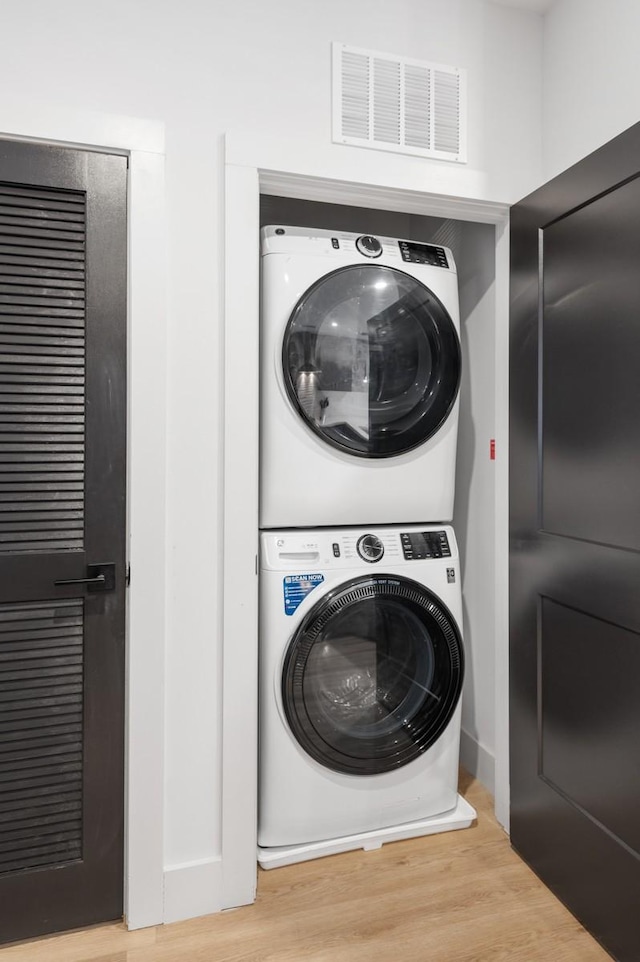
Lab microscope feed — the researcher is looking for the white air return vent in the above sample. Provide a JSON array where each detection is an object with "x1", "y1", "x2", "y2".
[{"x1": 333, "y1": 43, "x2": 467, "y2": 164}]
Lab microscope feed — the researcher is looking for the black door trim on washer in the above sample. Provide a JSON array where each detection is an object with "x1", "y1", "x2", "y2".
[{"x1": 282, "y1": 574, "x2": 464, "y2": 776}]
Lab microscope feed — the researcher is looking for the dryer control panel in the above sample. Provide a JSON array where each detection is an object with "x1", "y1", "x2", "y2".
[
  {"x1": 400, "y1": 530, "x2": 451, "y2": 560},
  {"x1": 260, "y1": 225, "x2": 457, "y2": 273},
  {"x1": 398, "y1": 240, "x2": 449, "y2": 268}
]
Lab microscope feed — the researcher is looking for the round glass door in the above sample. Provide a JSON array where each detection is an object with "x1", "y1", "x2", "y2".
[
  {"x1": 281, "y1": 575, "x2": 464, "y2": 775},
  {"x1": 282, "y1": 265, "x2": 461, "y2": 458}
]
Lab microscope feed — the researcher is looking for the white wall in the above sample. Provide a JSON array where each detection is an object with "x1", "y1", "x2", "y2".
[
  {"x1": 543, "y1": 0, "x2": 640, "y2": 180},
  {"x1": 0, "y1": 0, "x2": 543, "y2": 916},
  {"x1": 453, "y1": 222, "x2": 498, "y2": 791}
]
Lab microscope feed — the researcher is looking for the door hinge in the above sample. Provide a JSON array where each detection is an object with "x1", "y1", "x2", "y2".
[{"x1": 126, "y1": 563, "x2": 131, "y2": 587}]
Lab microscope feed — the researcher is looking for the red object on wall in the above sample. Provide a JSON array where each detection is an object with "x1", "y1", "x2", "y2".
[{"x1": 490, "y1": 438, "x2": 496, "y2": 460}]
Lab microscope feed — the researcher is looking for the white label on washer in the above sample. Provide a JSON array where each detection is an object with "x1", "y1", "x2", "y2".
[{"x1": 283, "y1": 573, "x2": 324, "y2": 615}]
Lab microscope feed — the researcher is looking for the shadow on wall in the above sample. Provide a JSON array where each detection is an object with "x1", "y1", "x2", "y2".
[
  {"x1": 453, "y1": 218, "x2": 497, "y2": 572},
  {"x1": 260, "y1": 194, "x2": 448, "y2": 247}
]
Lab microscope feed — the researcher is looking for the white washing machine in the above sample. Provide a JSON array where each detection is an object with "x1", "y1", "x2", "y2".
[
  {"x1": 260, "y1": 226, "x2": 462, "y2": 529},
  {"x1": 258, "y1": 524, "x2": 476, "y2": 869}
]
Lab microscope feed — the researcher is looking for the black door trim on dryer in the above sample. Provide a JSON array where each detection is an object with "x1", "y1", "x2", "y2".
[{"x1": 282, "y1": 264, "x2": 461, "y2": 459}]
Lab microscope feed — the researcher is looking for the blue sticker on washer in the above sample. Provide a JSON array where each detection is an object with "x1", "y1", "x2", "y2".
[{"x1": 283, "y1": 573, "x2": 324, "y2": 615}]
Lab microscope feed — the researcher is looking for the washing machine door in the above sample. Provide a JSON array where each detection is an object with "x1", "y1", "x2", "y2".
[
  {"x1": 281, "y1": 575, "x2": 464, "y2": 775},
  {"x1": 282, "y1": 265, "x2": 461, "y2": 458}
]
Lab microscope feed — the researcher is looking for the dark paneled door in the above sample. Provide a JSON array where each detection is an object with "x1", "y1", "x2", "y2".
[
  {"x1": 0, "y1": 140, "x2": 127, "y2": 942},
  {"x1": 510, "y1": 124, "x2": 640, "y2": 961}
]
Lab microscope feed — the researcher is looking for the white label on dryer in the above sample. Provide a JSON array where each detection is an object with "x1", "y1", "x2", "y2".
[{"x1": 283, "y1": 574, "x2": 324, "y2": 616}]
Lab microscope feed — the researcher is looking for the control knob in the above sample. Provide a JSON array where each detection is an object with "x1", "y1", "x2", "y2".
[
  {"x1": 356, "y1": 235, "x2": 383, "y2": 258},
  {"x1": 356, "y1": 534, "x2": 384, "y2": 563}
]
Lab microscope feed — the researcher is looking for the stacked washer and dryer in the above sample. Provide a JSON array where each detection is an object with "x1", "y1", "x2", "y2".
[{"x1": 258, "y1": 226, "x2": 476, "y2": 868}]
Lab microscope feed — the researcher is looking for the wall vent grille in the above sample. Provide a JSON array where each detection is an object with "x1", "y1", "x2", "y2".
[{"x1": 333, "y1": 43, "x2": 467, "y2": 164}]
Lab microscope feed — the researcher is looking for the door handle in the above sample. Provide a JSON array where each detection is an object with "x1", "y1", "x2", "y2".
[{"x1": 54, "y1": 563, "x2": 116, "y2": 592}]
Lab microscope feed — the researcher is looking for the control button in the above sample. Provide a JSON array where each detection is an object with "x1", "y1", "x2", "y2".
[
  {"x1": 332, "y1": 542, "x2": 341, "y2": 557},
  {"x1": 400, "y1": 532, "x2": 414, "y2": 560},
  {"x1": 356, "y1": 534, "x2": 384, "y2": 563},
  {"x1": 275, "y1": 228, "x2": 285, "y2": 235},
  {"x1": 355, "y1": 235, "x2": 383, "y2": 258},
  {"x1": 331, "y1": 238, "x2": 340, "y2": 249}
]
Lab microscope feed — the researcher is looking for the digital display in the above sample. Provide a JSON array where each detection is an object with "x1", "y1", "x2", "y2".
[
  {"x1": 400, "y1": 530, "x2": 451, "y2": 560},
  {"x1": 398, "y1": 241, "x2": 449, "y2": 268}
]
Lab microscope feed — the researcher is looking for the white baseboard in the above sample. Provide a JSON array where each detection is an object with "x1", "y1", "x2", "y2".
[
  {"x1": 460, "y1": 728, "x2": 495, "y2": 796},
  {"x1": 163, "y1": 856, "x2": 223, "y2": 924}
]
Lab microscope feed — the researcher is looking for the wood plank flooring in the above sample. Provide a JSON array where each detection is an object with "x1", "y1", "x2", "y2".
[{"x1": 0, "y1": 773, "x2": 612, "y2": 962}]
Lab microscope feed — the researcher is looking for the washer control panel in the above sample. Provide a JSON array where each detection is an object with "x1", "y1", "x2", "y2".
[
  {"x1": 400, "y1": 530, "x2": 451, "y2": 560},
  {"x1": 398, "y1": 240, "x2": 449, "y2": 268},
  {"x1": 356, "y1": 533, "x2": 385, "y2": 563},
  {"x1": 262, "y1": 526, "x2": 457, "y2": 570}
]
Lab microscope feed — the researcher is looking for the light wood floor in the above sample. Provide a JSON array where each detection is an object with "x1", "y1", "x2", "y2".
[{"x1": 0, "y1": 773, "x2": 611, "y2": 962}]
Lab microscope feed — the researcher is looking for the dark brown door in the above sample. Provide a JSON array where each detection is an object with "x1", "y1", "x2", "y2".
[
  {"x1": 0, "y1": 140, "x2": 127, "y2": 942},
  {"x1": 510, "y1": 123, "x2": 640, "y2": 961}
]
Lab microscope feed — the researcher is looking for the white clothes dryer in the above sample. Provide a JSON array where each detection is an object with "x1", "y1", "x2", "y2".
[
  {"x1": 258, "y1": 524, "x2": 475, "y2": 869},
  {"x1": 260, "y1": 226, "x2": 462, "y2": 528}
]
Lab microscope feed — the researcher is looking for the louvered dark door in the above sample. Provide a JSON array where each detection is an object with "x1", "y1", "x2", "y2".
[{"x1": 0, "y1": 140, "x2": 127, "y2": 942}]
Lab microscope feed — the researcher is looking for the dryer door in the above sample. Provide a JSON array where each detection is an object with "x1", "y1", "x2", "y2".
[
  {"x1": 281, "y1": 575, "x2": 464, "y2": 775},
  {"x1": 282, "y1": 265, "x2": 461, "y2": 458}
]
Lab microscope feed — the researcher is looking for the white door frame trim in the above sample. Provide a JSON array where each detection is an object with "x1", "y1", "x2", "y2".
[
  {"x1": 0, "y1": 102, "x2": 167, "y2": 930},
  {"x1": 222, "y1": 133, "x2": 510, "y2": 907}
]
